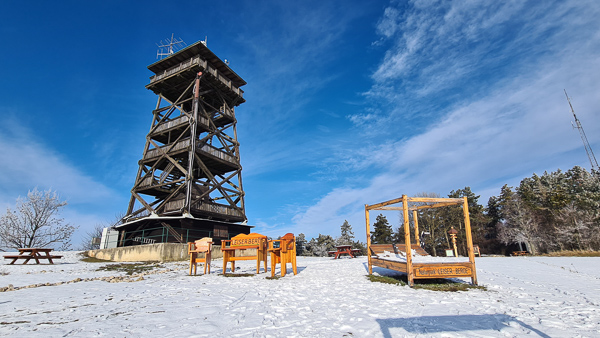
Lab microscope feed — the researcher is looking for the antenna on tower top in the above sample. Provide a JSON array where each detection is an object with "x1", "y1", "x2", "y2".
[
  {"x1": 156, "y1": 34, "x2": 186, "y2": 59},
  {"x1": 564, "y1": 89, "x2": 599, "y2": 173}
]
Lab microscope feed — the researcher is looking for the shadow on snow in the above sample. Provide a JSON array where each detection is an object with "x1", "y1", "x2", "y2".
[{"x1": 377, "y1": 314, "x2": 549, "y2": 338}]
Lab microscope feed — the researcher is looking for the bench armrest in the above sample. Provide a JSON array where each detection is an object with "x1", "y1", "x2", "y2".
[{"x1": 221, "y1": 240, "x2": 232, "y2": 250}]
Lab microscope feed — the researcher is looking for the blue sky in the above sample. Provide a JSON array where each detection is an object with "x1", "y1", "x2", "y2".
[{"x1": 1, "y1": 0, "x2": 599, "y2": 245}]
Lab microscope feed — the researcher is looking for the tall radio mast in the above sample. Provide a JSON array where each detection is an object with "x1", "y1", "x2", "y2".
[{"x1": 564, "y1": 89, "x2": 599, "y2": 172}]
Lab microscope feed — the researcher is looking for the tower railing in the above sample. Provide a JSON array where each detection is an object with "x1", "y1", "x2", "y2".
[
  {"x1": 148, "y1": 57, "x2": 244, "y2": 98},
  {"x1": 144, "y1": 139, "x2": 238, "y2": 166}
]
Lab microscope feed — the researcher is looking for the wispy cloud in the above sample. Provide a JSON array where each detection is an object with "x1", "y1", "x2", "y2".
[
  {"x1": 286, "y1": 0, "x2": 600, "y2": 240},
  {"x1": 0, "y1": 116, "x2": 121, "y2": 214}
]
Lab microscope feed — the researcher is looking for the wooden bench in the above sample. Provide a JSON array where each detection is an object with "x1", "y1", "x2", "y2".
[
  {"x1": 511, "y1": 251, "x2": 529, "y2": 256},
  {"x1": 268, "y1": 233, "x2": 297, "y2": 277},
  {"x1": 221, "y1": 233, "x2": 268, "y2": 274},
  {"x1": 188, "y1": 237, "x2": 212, "y2": 275},
  {"x1": 3, "y1": 248, "x2": 62, "y2": 264}
]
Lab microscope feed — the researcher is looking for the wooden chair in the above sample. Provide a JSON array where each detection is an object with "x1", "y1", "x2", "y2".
[
  {"x1": 473, "y1": 245, "x2": 481, "y2": 257},
  {"x1": 188, "y1": 237, "x2": 213, "y2": 275},
  {"x1": 221, "y1": 233, "x2": 268, "y2": 274},
  {"x1": 268, "y1": 233, "x2": 297, "y2": 277}
]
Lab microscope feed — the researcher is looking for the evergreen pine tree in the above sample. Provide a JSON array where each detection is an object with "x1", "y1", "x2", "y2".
[
  {"x1": 337, "y1": 220, "x2": 355, "y2": 245},
  {"x1": 370, "y1": 214, "x2": 393, "y2": 244}
]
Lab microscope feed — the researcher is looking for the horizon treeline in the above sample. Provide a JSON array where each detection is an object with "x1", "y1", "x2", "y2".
[{"x1": 297, "y1": 165, "x2": 599, "y2": 256}]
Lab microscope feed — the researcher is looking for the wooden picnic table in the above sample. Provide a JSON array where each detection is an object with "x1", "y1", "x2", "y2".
[
  {"x1": 3, "y1": 248, "x2": 62, "y2": 265},
  {"x1": 328, "y1": 245, "x2": 361, "y2": 259}
]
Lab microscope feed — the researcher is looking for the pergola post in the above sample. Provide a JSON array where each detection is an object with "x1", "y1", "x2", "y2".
[
  {"x1": 463, "y1": 196, "x2": 478, "y2": 285},
  {"x1": 402, "y1": 195, "x2": 414, "y2": 286},
  {"x1": 365, "y1": 205, "x2": 372, "y2": 275},
  {"x1": 413, "y1": 209, "x2": 420, "y2": 247}
]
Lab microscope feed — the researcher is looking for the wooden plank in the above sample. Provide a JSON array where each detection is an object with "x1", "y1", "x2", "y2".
[
  {"x1": 407, "y1": 197, "x2": 463, "y2": 203},
  {"x1": 371, "y1": 257, "x2": 408, "y2": 273},
  {"x1": 412, "y1": 262, "x2": 474, "y2": 278},
  {"x1": 366, "y1": 197, "x2": 405, "y2": 210},
  {"x1": 225, "y1": 256, "x2": 257, "y2": 261},
  {"x1": 395, "y1": 244, "x2": 429, "y2": 256},
  {"x1": 462, "y1": 196, "x2": 478, "y2": 285},
  {"x1": 372, "y1": 206, "x2": 404, "y2": 210},
  {"x1": 408, "y1": 201, "x2": 462, "y2": 211},
  {"x1": 222, "y1": 246, "x2": 260, "y2": 251},
  {"x1": 366, "y1": 206, "x2": 372, "y2": 275},
  {"x1": 402, "y1": 195, "x2": 414, "y2": 286},
  {"x1": 370, "y1": 244, "x2": 395, "y2": 255}
]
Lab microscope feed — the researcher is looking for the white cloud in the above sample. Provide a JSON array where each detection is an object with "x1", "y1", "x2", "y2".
[
  {"x1": 0, "y1": 118, "x2": 122, "y2": 225},
  {"x1": 287, "y1": 0, "x2": 600, "y2": 241}
]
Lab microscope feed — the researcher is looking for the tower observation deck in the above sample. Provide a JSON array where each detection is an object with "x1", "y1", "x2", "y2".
[{"x1": 116, "y1": 40, "x2": 251, "y2": 246}]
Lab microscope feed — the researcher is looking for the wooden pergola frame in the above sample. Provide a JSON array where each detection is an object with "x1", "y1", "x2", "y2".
[{"x1": 366, "y1": 195, "x2": 478, "y2": 286}]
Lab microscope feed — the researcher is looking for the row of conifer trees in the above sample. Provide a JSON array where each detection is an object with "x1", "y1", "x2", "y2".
[{"x1": 297, "y1": 166, "x2": 599, "y2": 256}]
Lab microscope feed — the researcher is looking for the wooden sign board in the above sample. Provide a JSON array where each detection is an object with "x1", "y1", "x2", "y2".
[{"x1": 414, "y1": 265, "x2": 472, "y2": 278}]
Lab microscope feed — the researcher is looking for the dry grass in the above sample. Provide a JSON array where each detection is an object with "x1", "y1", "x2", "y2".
[
  {"x1": 367, "y1": 274, "x2": 406, "y2": 286},
  {"x1": 542, "y1": 250, "x2": 600, "y2": 257},
  {"x1": 80, "y1": 256, "x2": 113, "y2": 263},
  {"x1": 96, "y1": 263, "x2": 163, "y2": 275},
  {"x1": 222, "y1": 273, "x2": 256, "y2": 277},
  {"x1": 367, "y1": 274, "x2": 486, "y2": 292}
]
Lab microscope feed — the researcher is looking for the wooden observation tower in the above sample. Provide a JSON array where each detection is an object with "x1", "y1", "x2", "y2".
[{"x1": 116, "y1": 40, "x2": 251, "y2": 246}]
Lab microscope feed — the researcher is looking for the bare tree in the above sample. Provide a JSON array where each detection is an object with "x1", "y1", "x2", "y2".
[
  {"x1": 79, "y1": 212, "x2": 124, "y2": 250},
  {"x1": 554, "y1": 203, "x2": 598, "y2": 251},
  {"x1": 497, "y1": 195, "x2": 541, "y2": 254},
  {"x1": 79, "y1": 223, "x2": 105, "y2": 251},
  {"x1": 0, "y1": 188, "x2": 76, "y2": 251}
]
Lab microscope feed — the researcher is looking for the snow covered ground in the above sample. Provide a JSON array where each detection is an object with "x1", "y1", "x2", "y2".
[{"x1": 1, "y1": 252, "x2": 599, "y2": 337}]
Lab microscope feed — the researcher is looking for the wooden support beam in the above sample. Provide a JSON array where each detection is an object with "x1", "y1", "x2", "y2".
[
  {"x1": 413, "y1": 209, "x2": 420, "y2": 247},
  {"x1": 402, "y1": 195, "x2": 414, "y2": 286},
  {"x1": 365, "y1": 205, "x2": 372, "y2": 275},
  {"x1": 408, "y1": 201, "x2": 463, "y2": 211},
  {"x1": 463, "y1": 196, "x2": 478, "y2": 285},
  {"x1": 366, "y1": 197, "x2": 404, "y2": 210}
]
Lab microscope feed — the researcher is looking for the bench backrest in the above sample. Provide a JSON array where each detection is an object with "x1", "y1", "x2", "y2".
[
  {"x1": 370, "y1": 244, "x2": 396, "y2": 255},
  {"x1": 395, "y1": 244, "x2": 429, "y2": 256},
  {"x1": 279, "y1": 233, "x2": 295, "y2": 253},
  {"x1": 229, "y1": 233, "x2": 267, "y2": 248},
  {"x1": 370, "y1": 243, "x2": 430, "y2": 256}
]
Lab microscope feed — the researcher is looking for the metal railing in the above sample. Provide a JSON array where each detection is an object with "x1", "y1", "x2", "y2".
[{"x1": 121, "y1": 225, "x2": 237, "y2": 246}]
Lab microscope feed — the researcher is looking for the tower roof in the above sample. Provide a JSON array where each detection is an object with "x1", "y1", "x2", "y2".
[{"x1": 147, "y1": 40, "x2": 246, "y2": 88}]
